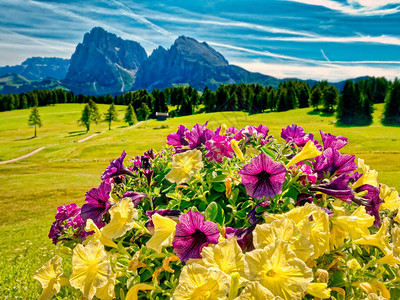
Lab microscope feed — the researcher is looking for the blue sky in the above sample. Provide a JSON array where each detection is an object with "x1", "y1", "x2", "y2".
[{"x1": 0, "y1": 0, "x2": 400, "y2": 81}]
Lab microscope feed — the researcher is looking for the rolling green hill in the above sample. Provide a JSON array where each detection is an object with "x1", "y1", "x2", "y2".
[{"x1": 0, "y1": 103, "x2": 399, "y2": 298}]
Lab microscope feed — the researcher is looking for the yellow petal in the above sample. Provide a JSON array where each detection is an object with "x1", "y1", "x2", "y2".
[
  {"x1": 235, "y1": 281, "x2": 277, "y2": 300},
  {"x1": 69, "y1": 242, "x2": 111, "y2": 299},
  {"x1": 173, "y1": 263, "x2": 230, "y2": 300},
  {"x1": 379, "y1": 184, "x2": 400, "y2": 211},
  {"x1": 306, "y1": 282, "x2": 331, "y2": 299},
  {"x1": 165, "y1": 149, "x2": 203, "y2": 184},
  {"x1": 201, "y1": 237, "x2": 245, "y2": 276},
  {"x1": 353, "y1": 218, "x2": 392, "y2": 255},
  {"x1": 231, "y1": 139, "x2": 244, "y2": 162},
  {"x1": 146, "y1": 213, "x2": 177, "y2": 252},
  {"x1": 126, "y1": 283, "x2": 155, "y2": 300},
  {"x1": 352, "y1": 159, "x2": 379, "y2": 189},
  {"x1": 253, "y1": 218, "x2": 314, "y2": 262},
  {"x1": 84, "y1": 219, "x2": 117, "y2": 248},
  {"x1": 101, "y1": 197, "x2": 138, "y2": 239},
  {"x1": 332, "y1": 206, "x2": 374, "y2": 241},
  {"x1": 220, "y1": 124, "x2": 228, "y2": 135},
  {"x1": 95, "y1": 272, "x2": 116, "y2": 300},
  {"x1": 347, "y1": 258, "x2": 362, "y2": 270},
  {"x1": 353, "y1": 282, "x2": 391, "y2": 299},
  {"x1": 286, "y1": 140, "x2": 321, "y2": 168},
  {"x1": 244, "y1": 239, "x2": 313, "y2": 300},
  {"x1": 33, "y1": 255, "x2": 64, "y2": 300}
]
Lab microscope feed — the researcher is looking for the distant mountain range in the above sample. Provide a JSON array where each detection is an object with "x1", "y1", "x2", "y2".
[{"x1": 0, "y1": 27, "x2": 370, "y2": 95}]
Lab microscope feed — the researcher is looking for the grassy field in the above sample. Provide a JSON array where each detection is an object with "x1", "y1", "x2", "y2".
[{"x1": 0, "y1": 103, "x2": 399, "y2": 298}]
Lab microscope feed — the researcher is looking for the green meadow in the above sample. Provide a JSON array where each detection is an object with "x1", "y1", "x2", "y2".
[{"x1": 0, "y1": 103, "x2": 399, "y2": 298}]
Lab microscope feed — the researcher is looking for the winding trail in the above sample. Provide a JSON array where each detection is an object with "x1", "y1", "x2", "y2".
[
  {"x1": 77, "y1": 133, "x2": 100, "y2": 143},
  {"x1": 0, "y1": 147, "x2": 46, "y2": 165},
  {"x1": 1, "y1": 121, "x2": 146, "y2": 165}
]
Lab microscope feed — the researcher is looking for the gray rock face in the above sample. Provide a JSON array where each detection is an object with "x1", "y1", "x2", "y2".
[
  {"x1": 133, "y1": 36, "x2": 277, "y2": 91},
  {"x1": 0, "y1": 57, "x2": 70, "y2": 81},
  {"x1": 64, "y1": 27, "x2": 147, "y2": 95}
]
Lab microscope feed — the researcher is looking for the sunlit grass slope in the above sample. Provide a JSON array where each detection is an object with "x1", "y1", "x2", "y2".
[{"x1": 0, "y1": 103, "x2": 399, "y2": 298}]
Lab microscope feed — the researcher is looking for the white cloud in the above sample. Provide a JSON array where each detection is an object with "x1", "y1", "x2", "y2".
[
  {"x1": 281, "y1": 0, "x2": 400, "y2": 15},
  {"x1": 234, "y1": 60, "x2": 400, "y2": 81}
]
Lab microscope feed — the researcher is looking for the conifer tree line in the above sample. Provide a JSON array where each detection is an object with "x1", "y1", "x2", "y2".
[{"x1": 1, "y1": 76, "x2": 400, "y2": 125}]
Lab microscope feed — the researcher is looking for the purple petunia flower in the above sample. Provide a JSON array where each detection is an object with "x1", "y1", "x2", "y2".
[
  {"x1": 243, "y1": 124, "x2": 270, "y2": 140},
  {"x1": 81, "y1": 180, "x2": 113, "y2": 228},
  {"x1": 238, "y1": 153, "x2": 287, "y2": 200},
  {"x1": 205, "y1": 135, "x2": 234, "y2": 163},
  {"x1": 102, "y1": 151, "x2": 134, "y2": 180},
  {"x1": 167, "y1": 125, "x2": 189, "y2": 148},
  {"x1": 144, "y1": 148, "x2": 156, "y2": 159},
  {"x1": 281, "y1": 124, "x2": 314, "y2": 147},
  {"x1": 49, "y1": 203, "x2": 89, "y2": 245},
  {"x1": 146, "y1": 209, "x2": 181, "y2": 234},
  {"x1": 354, "y1": 184, "x2": 384, "y2": 228},
  {"x1": 310, "y1": 174, "x2": 354, "y2": 203},
  {"x1": 122, "y1": 191, "x2": 148, "y2": 207},
  {"x1": 185, "y1": 122, "x2": 215, "y2": 149},
  {"x1": 172, "y1": 211, "x2": 219, "y2": 262},
  {"x1": 225, "y1": 221, "x2": 258, "y2": 252},
  {"x1": 313, "y1": 148, "x2": 357, "y2": 180},
  {"x1": 320, "y1": 131, "x2": 349, "y2": 150}
]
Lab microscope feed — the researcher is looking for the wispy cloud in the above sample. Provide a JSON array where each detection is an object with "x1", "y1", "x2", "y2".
[
  {"x1": 321, "y1": 49, "x2": 330, "y2": 61},
  {"x1": 281, "y1": 0, "x2": 400, "y2": 16}
]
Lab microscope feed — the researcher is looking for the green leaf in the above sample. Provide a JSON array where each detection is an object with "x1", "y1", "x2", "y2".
[
  {"x1": 205, "y1": 202, "x2": 225, "y2": 225},
  {"x1": 390, "y1": 287, "x2": 400, "y2": 299},
  {"x1": 213, "y1": 183, "x2": 226, "y2": 193},
  {"x1": 329, "y1": 270, "x2": 346, "y2": 287},
  {"x1": 212, "y1": 174, "x2": 227, "y2": 182}
]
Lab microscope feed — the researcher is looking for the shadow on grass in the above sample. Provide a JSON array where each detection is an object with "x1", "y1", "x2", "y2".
[
  {"x1": 14, "y1": 136, "x2": 36, "y2": 141},
  {"x1": 118, "y1": 125, "x2": 129, "y2": 128},
  {"x1": 66, "y1": 130, "x2": 87, "y2": 138}
]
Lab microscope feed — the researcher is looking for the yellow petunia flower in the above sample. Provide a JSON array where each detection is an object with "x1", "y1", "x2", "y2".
[
  {"x1": 201, "y1": 237, "x2": 245, "y2": 277},
  {"x1": 33, "y1": 255, "x2": 68, "y2": 300},
  {"x1": 101, "y1": 197, "x2": 139, "y2": 239},
  {"x1": 253, "y1": 218, "x2": 314, "y2": 262},
  {"x1": 220, "y1": 124, "x2": 228, "y2": 135},
  {"x1": 352, "y1": 159, "x2": 379, "y2": 190},
  {"x1": 69, "y1": 242, "x2": 111, "y2": 299},
  {"x1": 235, "y1": 281, "x2": 279, "y2": 300},
  {"x1": 126, "y1": 283, "x2": 155, "y2": 300},
  {"x1": 353, "y1": 282, "x2": 390, "y2": 299},
  {"x1": 331, "y1": 205, "x2": 374, "y2": 243},
  {"x1": 306, "y1": 282, "x2": 331, "y2": 299},
  {"x1": 347, "y1": 258, "x2": 362, "y2": 270},
  {"x1": 173, "y1": 263, "x2": 230, "y2": 300},
  {"x1": 353, "y1": 218, "x2": 392, "y2": 256},
  {"x1": 231, "y1": 139, "x2": 244, "y2": 162},
  {"x1": 375, "y1": 225, "x2": 400, "y2": 266},
  {"x1": 84, "y1": 219, "x2": 117, "y2": 248},
  {"x1": 244, "y1": 239, "x2": 313, "y2": 300},
  {"x1": 146, "y1": 213, "x2": 177, "y2": 252},
  {"x1": 286, "y1": 140, "x2": 321, "y2": 168},
  {"x1": 165, "y1": 149, "x2": 204, "y2": 184},
  {"x1": 264, "y1": 203, "x2": 329, "y2": 259},
  {"x1": 95, "y1": 272, "x2": 116, "y2": 300},
  {"x1": 379, "y1": 184, "x2": 400, "y2": 211}
]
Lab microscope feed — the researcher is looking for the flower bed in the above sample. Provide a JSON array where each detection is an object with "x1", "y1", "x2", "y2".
[{"x1": 35, "y1": 122, "x2": 400, "y2": 299}]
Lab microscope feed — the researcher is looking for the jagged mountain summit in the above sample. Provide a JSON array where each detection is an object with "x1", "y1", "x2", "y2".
[
  {"x1": 133, "y1": 36, "x2": 279, "y2": 91},
  {"x1": 0, "y1": 57, "x2": 70, "y2": 81},
  {"x1": 63, "y1": 27, "x2": 147, "y2": 95}
]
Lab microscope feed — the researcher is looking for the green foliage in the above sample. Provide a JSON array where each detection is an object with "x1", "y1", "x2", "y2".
[
  {"x1": 310, "y1": 86, "x2": 322, "y2": 110},
  {"x1": 137, "y1": 102, "x2": 151, "y2": 121},
  {"x1": 383, "y1": 79, "x2": 400, "y2": 125},
  {"x1": 79, "y1": 100, "x2": 101, "y2": 131},
  {"x1": 124, "y1": 103, "x2": 137, "y2": 126},
  {"x1": 322, "y1": 85, "x2": 338, "y2": 112},
  {"x1": 27, "y1": 106, "x2": 42, "y2": 137},
  {"x1": 103, "y1": 103, "x2": 119, "y2": 130}
]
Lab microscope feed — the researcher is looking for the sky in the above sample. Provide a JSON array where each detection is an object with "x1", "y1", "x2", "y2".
[{"x1": 0, "y1": 0, "x2": 400, "y2": 82}]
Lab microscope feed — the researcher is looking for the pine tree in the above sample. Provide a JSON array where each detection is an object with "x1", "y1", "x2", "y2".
[
  {"x1": 383, "y1": 79, "x2": 400, "y2": 125},
  {"x1": 310, "y1": 86, "x2": 322, "y2": 110},
  {"x1": 124, "y1": 103, "x2": 137, "y2": 126},
  {"x1": 79, "y1": 104, "x2": 91, "y2": 131},
  {"x1": 103, "y1": 103, "x2": 119, "y2": 130},
  {"x1": 79, "y1": 100, "x2": 101, "y2": 131},
  {"x1": 137, "y1": 103, "x2": 151, "y2": 121},
  {"x1": 322, "y1": 85, "x2": 338, "y2": 112},
  {"x1": 28, "y1": 106, "x2": 42, "y2": 137},
  {"x1": 337, "y1": 80, "x2": 357, "y2": 125}
]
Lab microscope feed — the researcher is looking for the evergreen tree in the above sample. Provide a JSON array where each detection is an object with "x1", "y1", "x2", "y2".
[
  {"x1": 124, "y1": 103, "x2": 137, "y2": 126},
  {"x1": 79, "y1": 100, "x2": 101, "y2": 131},
  {"x1": 103, "y1": 103, "x2": 119, "y2": 130},
  {"x1": 275, "y1": 88, "x2": 287, "y2": 112},
  {"x1": 310, "y1": 86, "x2": 322, "y2": 110},
  {"x1": 106, "y1": 94, "x2": 114, "y2": 104},
  {"x1": 322, "y1": 85, "x2": 338, "y2": 112},
  {"x1": 79, "y1": 104, "x2": 91, "y2": 132},
  {"x1": 383, "y1": 79, "x2": 400, "y2": 125},
  {"x1": 28, "y1": 106, "x2": 42, "y2": 137},
  {"x1": 137, "y1": 103, "x2": 151, "y2": 121},
  {"x1": 297, "y1": 84, "x2": 310, "y2": 108},
  {"x1": 337, "y1": 80, "x2": 357, "y2": 125}
]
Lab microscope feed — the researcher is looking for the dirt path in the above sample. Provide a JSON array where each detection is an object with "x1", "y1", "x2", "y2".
[
  {"x1": 127, "y1": 121, "x2": 144, "y2": 129},
  {"x1": 77, "y1": 133, "x2": 100, "y2": 143},
  {"x1": 0, "y1": 147, "x2": 46, "y2": 165}
]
